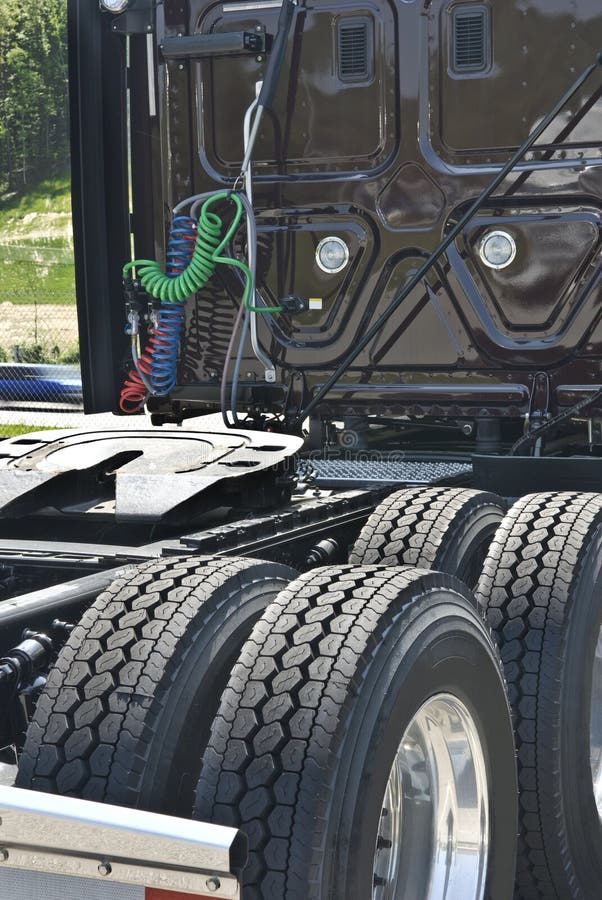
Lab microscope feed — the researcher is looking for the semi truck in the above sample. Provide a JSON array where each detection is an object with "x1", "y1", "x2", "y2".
[{"x1": 1, "y1": 0, "x2": 602, "y2": 897}]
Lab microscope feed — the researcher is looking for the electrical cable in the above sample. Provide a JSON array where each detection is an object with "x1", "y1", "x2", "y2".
[
  {"x1": 242, "y1": 95, "x2": 277, "y2": 380},
  {"x1": 158, "y1": 194, "x2": 281, "y2": 313},
  {"x1": 239, "y1": 0, "x2": 297, "y2": 176},
  {"x1": 220, "y1": 300, "x2": 247, "y2": 428},
  {"x1": 509, "y1": 385, "x2": 602, "y2": 456},
  {"x1": 221, "y1": 191, "x2": 259, "y2": 426},
  {"x1": 130, "y1": 338, "x2": 153, "y2": 392},
  {"x1": 230, "y1": 311, "x2": 250, "y2": 427},
  {"x1": 227, "y1": 192, "x2": 279, "y2": 423},
  {"x1": 173, "y1": 190, "x2": 216, "y2": 216},
  {"x1": 230, "y1": 191, "x2": 257, "y2": 424}
]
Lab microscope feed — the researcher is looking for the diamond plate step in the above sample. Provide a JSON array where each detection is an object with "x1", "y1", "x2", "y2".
[{"x1": 297, "y1": 458, "x2": 472, "y2": 488}]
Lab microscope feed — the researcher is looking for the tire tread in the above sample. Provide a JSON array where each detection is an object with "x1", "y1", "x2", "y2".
[
  {"x1": 475, "y1": 491, "x2": 602, "y2": 900},
  {"x1": 17, "y1": 556, "x2": 291, "y2": 809},
  {"x1": 349, "y1": 486, "x2": 503, "y2": 575},
  {"x1": 195, "y1": 564, "x2": 487, "y2": 898}
]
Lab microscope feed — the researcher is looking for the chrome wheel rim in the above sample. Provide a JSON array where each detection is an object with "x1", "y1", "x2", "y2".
[
  {"x1": 372, "y1": 693, "x2": 490, "y2": 900},
  {"x1": 590, "y1": 628, "x2": 602, "y2": 817}
]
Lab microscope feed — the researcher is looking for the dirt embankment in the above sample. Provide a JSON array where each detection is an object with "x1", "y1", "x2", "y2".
[{"x1": 0, "y1": 302, "x2": 79, "y2": 353}]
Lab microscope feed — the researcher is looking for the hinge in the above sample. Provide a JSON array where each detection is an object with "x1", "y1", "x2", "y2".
[{"x1": 110, "y1": 0, "x2": 154, "y2": 36}]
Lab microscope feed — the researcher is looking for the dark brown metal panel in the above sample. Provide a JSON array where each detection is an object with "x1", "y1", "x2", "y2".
[
  {"x1": 377, "y1": 164, "x2": 446, "y2": 230},
  {"x1": 193, "y1": 1, "x2": 398, "y2": 180},
  {"x1": 110, "y1": 0, "x2": 602, "y2": 421},
  {"x1": 461, "y1": 209, "x2": 602, "y2": 356},
  {"x1": 432, "y1": 0, "x2": 602, "y2": 162}
]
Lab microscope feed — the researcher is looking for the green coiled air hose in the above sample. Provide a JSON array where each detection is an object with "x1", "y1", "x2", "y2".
[{"x1": 123, "y1": 192, "x2": 282, "y2": 312}]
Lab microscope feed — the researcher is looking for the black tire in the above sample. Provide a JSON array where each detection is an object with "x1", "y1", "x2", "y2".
[
  {"x1": 16, "y1": 555, "x2": 296, "y2": 816},
  {"x1": 349, "y1": 486, "x2": 505, "y2": 586},
  {"x1": 475, "y1": 492, "x2": 602, "y2": 900},
  {"x1": 195, "y1": 565, "x2": 517, "y2": 900}
]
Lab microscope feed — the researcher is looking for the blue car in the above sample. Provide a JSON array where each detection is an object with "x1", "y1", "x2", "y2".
[{"x1": 0, "y1": 363, "x2": 82, "y2": 405}]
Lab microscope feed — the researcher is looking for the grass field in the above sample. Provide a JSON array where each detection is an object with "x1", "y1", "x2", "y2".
[
  {"x1": 0, "y1": 175, "x2": 78, "y2": 364},
  {"x1": 0, "y1": 175, "x2": 75, "y2": 304},
  {"x1": 0, "y1": 424, "x2": 58, "y2": 439}
]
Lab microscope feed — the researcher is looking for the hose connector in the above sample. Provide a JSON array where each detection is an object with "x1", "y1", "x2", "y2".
[{"x1": 0, "y1": 630, "x2": 53, "y2": 690}]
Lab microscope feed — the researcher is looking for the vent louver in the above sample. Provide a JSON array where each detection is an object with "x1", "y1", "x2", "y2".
[
  {"x1": 452, "y1": 7, "x2": 489, "y2": 74},
  {"x1": 338, "y1": 17, "x2": 373, "y2": 83}
]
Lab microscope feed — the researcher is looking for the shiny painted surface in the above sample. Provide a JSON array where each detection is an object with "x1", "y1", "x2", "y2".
[
  {"x1": 372, "y1": 694, "x2": 489, "y2": 900},
  {"x1": 152, "y1": 0, "x2": 602, "y2": 419}
]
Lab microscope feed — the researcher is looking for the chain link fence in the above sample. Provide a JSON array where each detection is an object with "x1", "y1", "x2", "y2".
[{"x1": 0, "y1": 292, "x2": 82, "y2": 412}]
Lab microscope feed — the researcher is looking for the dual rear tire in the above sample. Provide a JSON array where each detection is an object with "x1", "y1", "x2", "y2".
[
  {"x1": 352, "y1": 485, "x2": 602, "y2": 898},
  {"x1": 17, "y1": 564, "x2": 516, "y2": 898},
  {"x1": 194, "y1": 566, "x2": 517, "y2": 899},
  {"x1": 18, "y1": 483, "x2": 602, "y2": 898},
  {"x1": 17, "y1": 487, "x2": 519, "y2": 898},
  {"x1": 191, "y1": 488, "x2": 515, "y2": 897}
]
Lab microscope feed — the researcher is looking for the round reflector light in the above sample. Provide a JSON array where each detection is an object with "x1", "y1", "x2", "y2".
[
  {"x1": 316, "y1": 237, "x2": 350, "y2": 274},
  {"x1": 99, "y1": 0, "x2": 129, "y2": 13},
  {"x1": 478, "y1": 230, "x2": 517, "y2": 270}
]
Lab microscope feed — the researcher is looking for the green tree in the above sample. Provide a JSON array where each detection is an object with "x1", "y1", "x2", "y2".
[{"x1": 0, "y1": 0, "x2": 68, "y2": 193}]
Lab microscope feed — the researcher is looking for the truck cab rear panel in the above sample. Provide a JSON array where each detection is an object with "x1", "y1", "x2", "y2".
[{"x1": 71, "y1": 0, "x2": 602, "y2": 423}]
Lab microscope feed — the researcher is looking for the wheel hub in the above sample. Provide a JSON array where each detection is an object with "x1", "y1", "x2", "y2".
[
  {"x1": 590, "y1": 628, "x2": 602, "y2": 817},
  {"x1": 373, "y1": 693, "x2": 489, "y2": 900}
]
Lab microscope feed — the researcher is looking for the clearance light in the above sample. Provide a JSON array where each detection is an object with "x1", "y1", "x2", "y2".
[
  {"x1": 478, "y1": 230, "x2": 517, "y2": 270},
  {"x1": 316, "y1": 237, "x2": 350, "y2": 274},
  {"x1": 99, "y1": 0, "x2": 130, "y2": 13}
]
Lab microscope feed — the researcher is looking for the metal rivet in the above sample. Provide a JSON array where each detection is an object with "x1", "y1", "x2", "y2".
[
  {"x1": 98, "y1": 862, "x2": 112, "y2": 876},
  {"x1": 0, "y1": 849, "x2": 8, "y2": 862},
  {"x1": 256, "y1": 55, "x2": 264, "y2": 62},
  {"x1": 206, "y1": 877, "x2": 221, "y2": 893},
  {"x1": 178, "y1": 63, "x2": 185, "y2": 70}
]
